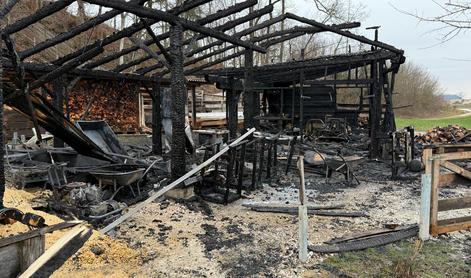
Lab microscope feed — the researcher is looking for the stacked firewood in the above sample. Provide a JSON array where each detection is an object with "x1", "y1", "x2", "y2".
[
  {"x1": 416, "y1": 125, "x2": 471, "y2": 144},
  {"x1": 68, "y1": 80, "x2": 140, "y2": 133}
]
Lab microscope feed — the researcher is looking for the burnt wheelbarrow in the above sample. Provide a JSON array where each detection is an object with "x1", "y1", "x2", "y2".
[{"x1": 89, "y1": 164, "x2": 146, "y2": 197}]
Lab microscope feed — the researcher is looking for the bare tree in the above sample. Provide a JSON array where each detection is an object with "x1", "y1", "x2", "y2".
[{"x1": 394, "y1": 1, "x2": 471, "y2": 42}]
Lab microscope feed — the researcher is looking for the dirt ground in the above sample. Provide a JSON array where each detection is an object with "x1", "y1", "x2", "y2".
[{"x1": 1, "y1": 159, "x2": 470, "y2": 277}]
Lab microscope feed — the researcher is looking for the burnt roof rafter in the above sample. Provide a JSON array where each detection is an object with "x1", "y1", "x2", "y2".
[
  {"x1": 80, "y1": 0, "x2": 266, "y2": 53},
  {"x1": 0, "y1": 0, "x2": 20, "y2": 21},
  {"x1": 86, "y1": 0, "x2": 262, "y2": 70},
  {"x1": 114, "y1": 3, "x2": 274, "y2": 74},
  {"x1": 53, "y1": 0, "x2": 211, "y2": 66},
  {"x1": 18, "y1": 0, "x2": 149, "y2": 59}
]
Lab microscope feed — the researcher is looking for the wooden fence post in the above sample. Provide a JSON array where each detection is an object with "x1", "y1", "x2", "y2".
[
  {"x1": 298, "y1": 151, "x2": 308, "y2": 262},
  {"x1": 419, "y1": 173, "x2": 431, "y2": 240}
]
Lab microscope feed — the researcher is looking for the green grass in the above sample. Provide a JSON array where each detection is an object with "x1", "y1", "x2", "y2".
[
  {"x1": 396, "y1": 115, "x2": 471, "y2": 131},
  {"x1": 318, "y1": 240, "x2": 470, "y2": 278}
]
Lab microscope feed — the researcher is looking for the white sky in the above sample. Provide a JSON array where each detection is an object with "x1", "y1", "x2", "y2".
[{"x1": 292, "y1": 0, "x2": 471, "y2": 97}]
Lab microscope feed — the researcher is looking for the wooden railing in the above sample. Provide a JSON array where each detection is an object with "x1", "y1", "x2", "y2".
[{"x1": 420, "y1": 144, "x2": 471, "y2": 239}]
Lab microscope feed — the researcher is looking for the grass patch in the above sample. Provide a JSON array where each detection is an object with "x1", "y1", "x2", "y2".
[
  {"x1": 319, "y1": 240, "x2": 469, "y2": 278},
  {"x1": 396, "y1": 115, "x2": 471, "y2": 131}
]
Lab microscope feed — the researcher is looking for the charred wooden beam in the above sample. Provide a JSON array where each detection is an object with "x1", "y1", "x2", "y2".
[
  {"x1": 185, "y1": 22, "x2": 362, "y2": 76},
  {"x1": 169, "y1": 23, "x2": 187, "y2": 180},
  {"x1": 19, "y1": 0, "x2": 148, "y2": 59},
  {"x1": 196, "y1": 50, "x2": 397, "y2": 78},
  {"x1": 0, "y1": 0, "x2": 19, "y2": 21},
  {"x1": 88, "y1": 0, "x2": 257, "y2": 70},
  {"x1": 129, "y1": 36, "x2": 170, "y2": 69},
  {"x1": 29, "y1": 47, "x2": 104, "y2": 90},
  {"x1": 3, "y1": 0, "x2": 74, "y2": 35},
  {"x1": 143, "y1": 21, "x2": 172, "y2": 65},
  {"x1": 1, "y1": 59, "x2": 156, "y2": 83},
  {"x1": 286, "y1": 13, "x2": 403, "y2": 55},
  {"x1": 243, "y1": 49, "x2": 255, "y2": 129},
  {"x1": 156, "y1": 25, "x2": 321, "y2": 76},
  {"x1": 226, "y1": 78, "x2": 240, "y2": 139},
  {"x1": 52, "y1": 78, "x2": 65, "y2": 148},
  {"x1": 369, "y1": 60, "x2": 382, "y2": 158},
  {"x1": 81, "y1": 0, "x2": 266, "y2": 53},
  {"x1": 151, "y1": 79, "x2": 162, "y2": 155},
  {"x1": 304, "y1": 79, "x2": 374, "y2": 85},
  {"x1": 56, "y1": 0, "x2": 210, "y2": 66}
]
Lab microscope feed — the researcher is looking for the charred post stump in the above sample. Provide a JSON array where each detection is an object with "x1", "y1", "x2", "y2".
[
  {"x1": 52, "y1": 78, "x2": 65, "y2": 148},
  {"x1": 151, "y1": 79, "x2": 162, "y2": 156},
  {"x1": 170, "y1": 23, "x2": 187, "y2": 180},
  {"x1": 243, "y1": 49, "x2": 254, "y2": 129}
]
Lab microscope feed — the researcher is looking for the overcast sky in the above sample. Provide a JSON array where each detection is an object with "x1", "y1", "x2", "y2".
[{"x1": 292, "y1": 0, "x2": 471, "y2": 97}]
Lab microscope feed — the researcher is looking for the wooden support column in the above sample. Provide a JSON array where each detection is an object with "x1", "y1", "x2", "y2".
[
  {"x1": 369, "y1": 60, "x2": 381, "y2": 158},
  {"x1": 170, "y1": 23, "x2": 187, "y2": 180},
  {"x1": 151, "y1": 79, "x2": 162, "y2": 156},
  {"x1": 52, "y1": 78, "x2": 65, "y2": 148},
  {"x1": 0, "y1": 44, "x2": 4, "y2": 208},
  {"x1": 243, "y1": 49, "x2": 254, "y2": 129},
  {"x1": 191, "y1": 86, "x2": 197, "y2": 128},
  {"x1": 226, "y1": 77, "x2": 239, "y2": 139}
]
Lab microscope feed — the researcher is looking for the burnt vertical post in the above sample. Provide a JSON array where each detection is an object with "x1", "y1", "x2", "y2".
[
  {"x1": 191, "y1": 85, "x2": 197, "y2": 128},
  {"x1": 151, "y1": 79, "x2": 162, "y2": 156},
  {"x1": 52, "y1": 78, "x2": 65, "y2": 148},
  {"x1": 0, "y1": 42, "x2": 4, "y2": 208},
  {"x1": 243, "y1": 49, "x2": 254, "y2": 130},
  {"x1": 299, "y1": 49, "x2": 305, "y2": 142},
  {"x1": 370, "y1": 59, "x2": 381, "y2": 158},
  {"x1": 227, "y1": 77, "x2": 239, "y2": 139},
  {"x1": 170, "y1": 23, "x2": 187, "y2": 180}
]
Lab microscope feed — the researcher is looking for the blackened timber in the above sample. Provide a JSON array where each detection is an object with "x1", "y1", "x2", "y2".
[
  {"x1": 195, "y1": 50, "x2": 399, "y2": 78},
  {"x1": 29, "y1": 47, "x2": 104, "y2": 90},
  {"x1": 89, "y1": 0, "x2": 257, "y2": 70},
  {"x1": 285, "y1": 13, "x2": 403, "y2": 55},
  {"x1": 18, "y1": 0, "x2": 148, "y2": 59},
  {"x1": 119, "y1": 2, "x2": 270, "y2": 74},
  {"x1": 52, "y1": 79, "x2": 65, "y2": 148},
  {"x1": 304, "y1": 79, "x2": 373, "y2": 85},
  {"x1": 3, "y1": 0, "x2": 74, "y2": 35},
  {"x1": 157, "y1": 26, "x2": 323, "y2": 76},
  {"x1": 114, "y1": 56, "x2": 160, "y2": 73},
  {"x1": 186, "y1": 14, "x2": 287, "y2": 58},
  {"x1": 227, "y1": 78, "x2": 239, "y2": 139},
  {"x1": 0, "y1": 0, "x2": 19, "y2": 21},
  {"x1": 129, "y1": 37, "x2": 169, "y2": 69},
  {"x1": 151, "y1": 80, "x2": 162, "y2": 155},
  {"x1": 170, "y1": 24, "x2": 187, "y2": 180},
  {"x1": 143, "y1": 21, "x2": 173, "y2": 65},
  {"x1": 57, "y1": 0, "x2": 211, "y2": 67},
  {"x1": 1, "y1": 60, "x2": 156, "y2": 83},
  {"x1": 185, "y1": 23, "x2": 365, "y2": 76},
  {"x1": 369, "y1": 60, "x2": 381, "y2": 158},
  {"x1": 243, "y1": 49, "x2": 255, "y2": 129},
  {"x1": 81, "y1": 0, "x2": 266, "y2": 53}
]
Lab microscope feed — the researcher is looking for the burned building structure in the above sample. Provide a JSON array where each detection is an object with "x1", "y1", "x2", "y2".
[{"x1": 0, "y1": 1, "x2": 408, "y2": 270}]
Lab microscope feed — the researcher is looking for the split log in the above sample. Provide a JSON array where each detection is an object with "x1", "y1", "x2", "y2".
[{"x1": 100, "y1": 128, "x2": 256, "y2": 234}]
